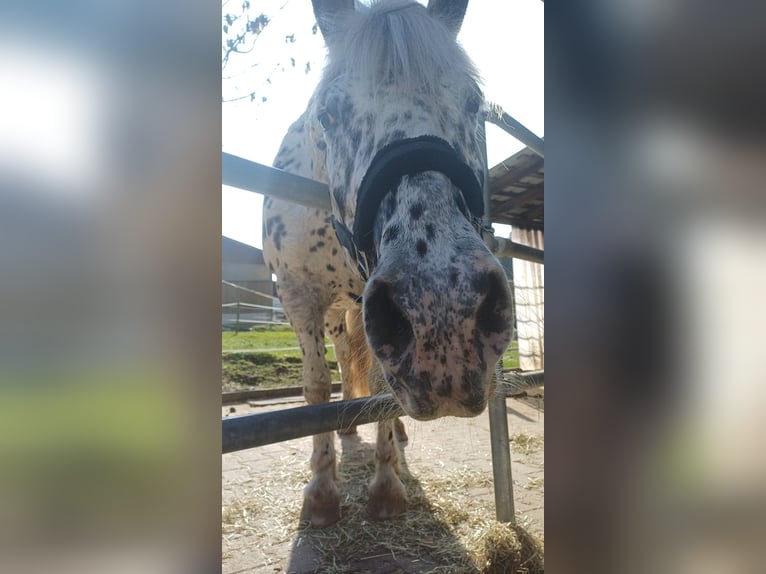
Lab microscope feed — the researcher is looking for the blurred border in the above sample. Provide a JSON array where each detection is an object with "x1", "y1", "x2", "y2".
[
  {"x1": 546, "y1": 1, "x2": 766, "y2": 572},
  {"x1": 0, "y1": 0, "x2": 221, "y2": 572}
]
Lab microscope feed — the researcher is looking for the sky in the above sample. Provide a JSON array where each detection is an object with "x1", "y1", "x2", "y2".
[{"x1": 222, "y1": 0, "x2": 544, "y2": 249}]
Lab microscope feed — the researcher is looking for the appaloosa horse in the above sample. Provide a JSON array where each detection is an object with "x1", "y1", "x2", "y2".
[{"x1": 262, "y1": 0, "x2": 513, "y2": 527}]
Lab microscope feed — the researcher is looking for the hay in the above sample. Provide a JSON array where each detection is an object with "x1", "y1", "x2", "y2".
[
  {"x1": 222, "y1": 499, "x2": 261, "y2": 536},
  {"x1": 223, "y1": 439, "x2": 544, "y2": 572},
  {"x1": 476, "y1": 522, "x2": 544, "y2": 574},
  {"x1": 509, "y1": 433, "x2": 544, "y2": 457},
  {"x1": 522, "y1": 477, "x2": 544, "y2": 491}
]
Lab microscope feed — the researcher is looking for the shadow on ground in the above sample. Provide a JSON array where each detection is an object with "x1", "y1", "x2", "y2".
[{"x1": 285, "y1": 432, "x2": 542, "y2": 574}]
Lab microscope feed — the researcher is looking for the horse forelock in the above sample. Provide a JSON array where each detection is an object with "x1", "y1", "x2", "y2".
[{"x1": 322, "y1": 0, "x2": 481, "y2": 98}]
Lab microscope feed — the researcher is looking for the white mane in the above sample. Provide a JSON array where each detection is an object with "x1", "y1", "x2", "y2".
[{"x1": 323, "y1": 0, "x2": 481, "y2": 97}]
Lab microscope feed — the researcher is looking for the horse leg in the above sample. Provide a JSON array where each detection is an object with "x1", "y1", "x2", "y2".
[
  {"x1": 344, "y1": 306, "x2": 408, "y2": 443},
  {"x1": 325, "y1": 306, "x2": 360, "y2": 435},
  {"x1": 367, "y1": 360, "x2": 407, "y2": 520},
  {"x1": 289, "y1": 308, "x2": 340, "y2": 527},
  {"x1": 394, "y1": 417, "x2": 408, "y2": 444},
  {"x1": 329, "y1": 305, "x2": 371, "y2": 435}
]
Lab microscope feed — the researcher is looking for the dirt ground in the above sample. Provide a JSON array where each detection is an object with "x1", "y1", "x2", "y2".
[{"x1": 222, "y1": 391, "x2": 544, "y2": 573}]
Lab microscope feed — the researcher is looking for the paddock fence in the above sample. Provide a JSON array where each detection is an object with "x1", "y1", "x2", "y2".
[
  {"x1": 222, "y1": 109, "x2": 544, "y2": 524},
  {"x1": 222, "y1": 279, "x2": 289, "y2": 329}
]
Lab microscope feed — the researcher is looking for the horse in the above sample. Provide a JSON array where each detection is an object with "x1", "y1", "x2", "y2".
[{"x1": 262, "y1": 0, "x2": 513, "y2": 527}]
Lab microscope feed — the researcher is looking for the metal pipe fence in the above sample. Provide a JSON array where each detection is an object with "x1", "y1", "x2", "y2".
[
  {"x1": 223, "y1": 394, "x2": 402, "y2": 453},
  {"x1": 222, "y1": 154, "x2": 544, "y2": 265}
]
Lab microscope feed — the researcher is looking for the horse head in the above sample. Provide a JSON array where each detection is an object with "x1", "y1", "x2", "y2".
[{"x1": 310, "y1": 0, "x2": 513, "y2": 419}]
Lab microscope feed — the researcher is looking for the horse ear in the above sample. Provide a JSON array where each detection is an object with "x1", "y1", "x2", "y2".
[
  {"x1": 427, "y1": 0, "x2": 469, "y2": 37},
  {"x1": 312, "y1": 0, "x2": 355, "y2": 45}
]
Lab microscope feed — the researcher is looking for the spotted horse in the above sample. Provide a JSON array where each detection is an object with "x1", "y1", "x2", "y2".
[{"x1": 262, "y1": 0, "x2": 513, "y2": 527}]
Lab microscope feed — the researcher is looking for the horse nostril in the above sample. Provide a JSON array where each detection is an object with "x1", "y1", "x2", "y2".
[
  {"x1": 475, "y1": 270, "x2": 511, "y2": 335},
  {"x1": 363, "y1": 280, "x2": 414, "y2": 359}
]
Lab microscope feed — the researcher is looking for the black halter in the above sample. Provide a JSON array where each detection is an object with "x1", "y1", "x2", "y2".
[{"x1": 331, "y1": 135, "x2": 484, "y2": 280}]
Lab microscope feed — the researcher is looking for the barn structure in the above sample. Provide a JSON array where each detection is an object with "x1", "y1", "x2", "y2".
[
  {"x1": 221, "y1": 236, "x2": 280, "y2": 329},
  {"x1": 488, "y1": 144, "x2": 545, "y2": 371}
]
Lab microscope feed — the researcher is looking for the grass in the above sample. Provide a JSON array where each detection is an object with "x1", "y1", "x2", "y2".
[
  {"x1": 222, "y1": 326, "x2": 338, "y2": 390},
  {"x1": 501, "y1": 341, "x2": 520, "y2": 370},
  {"x1": 223, "y1": 326, "x2": 338, "y2": 362},
  {"x1": 222, "y1": 353, "x2": 340, "y2": 391},
  {"x1": 223, "y1": 326, "x2": 300, "y2": 351},
  {"x1": 221, "y1": 328, "x2": 519, "y2": 391}
]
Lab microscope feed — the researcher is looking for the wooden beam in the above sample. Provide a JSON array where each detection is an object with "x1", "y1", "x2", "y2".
[{"x1": 491, "y1": 216, "x2": 544, "y2": 231}]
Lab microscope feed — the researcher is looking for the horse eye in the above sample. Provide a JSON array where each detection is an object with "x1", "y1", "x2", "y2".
[
  {"x1": 466, "y1": 96, "x2": 481, "y2": 114},
  {"x1": 318, "y1": 111, "x2": 336, "y2": 130}
]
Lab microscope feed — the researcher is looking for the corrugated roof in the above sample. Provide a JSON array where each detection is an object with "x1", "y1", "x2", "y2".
[{"x1": 489, "y1": 146, "x2": 544, "y2": 230}]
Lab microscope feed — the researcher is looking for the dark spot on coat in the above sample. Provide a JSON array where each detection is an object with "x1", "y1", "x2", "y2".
[
  {"x1": 273, "y1": 222, "x2": 287, "y2": 250},
  {"x1": 317, "y1": 227, "x2": 326, "y2": 236},
  {"x1": 425, "y1": 223, "x2": 435, "y2": 240},
  {"x1": 416, "y1": 239, "x2": 428, "y2": 257},
  {"x1": 383, "y1": 224, "x2": 400, "y2": 243},
  {"x1": 265, "y1": 215, "x2": 278, "y2": 237},
  {"x1": 316, "y1": 139, "x2": 327, "y2": 151},
  {"x1": 409, "y1": 203, "x2": 424, "y2": 221},
  {"x1": 326, "y1": 264, "x2": 336, "y2": 272},
  {"x1": 416, "y1": 371, "x2": 433, "y2": 393}
]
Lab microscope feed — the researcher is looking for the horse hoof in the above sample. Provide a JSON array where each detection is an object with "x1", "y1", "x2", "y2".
[
  {"x1": 300, "y1": 481, "x2": 341, "y2": 527},
  {"x1": 394, "y1": 418, "x2": 408, "y2": 443},
  {"x1": 367, "y1": 475, "x2": 407, "y2": 520}
]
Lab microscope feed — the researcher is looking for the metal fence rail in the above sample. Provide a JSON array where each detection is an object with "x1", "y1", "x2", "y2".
[
  {"x1": 484, "y1": 103, "x2": 544, "y2": 158},
  {"x1": 222, "y1": 153, "x2": 544, "y2": 265},
  {"x1": 222, "y1": 394, "x2": 403, "y2": 453}
]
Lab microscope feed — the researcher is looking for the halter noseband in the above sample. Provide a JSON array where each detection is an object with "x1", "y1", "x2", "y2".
[{"x1": 331, "y1": 135, "x2": 484, "y2": 280}]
